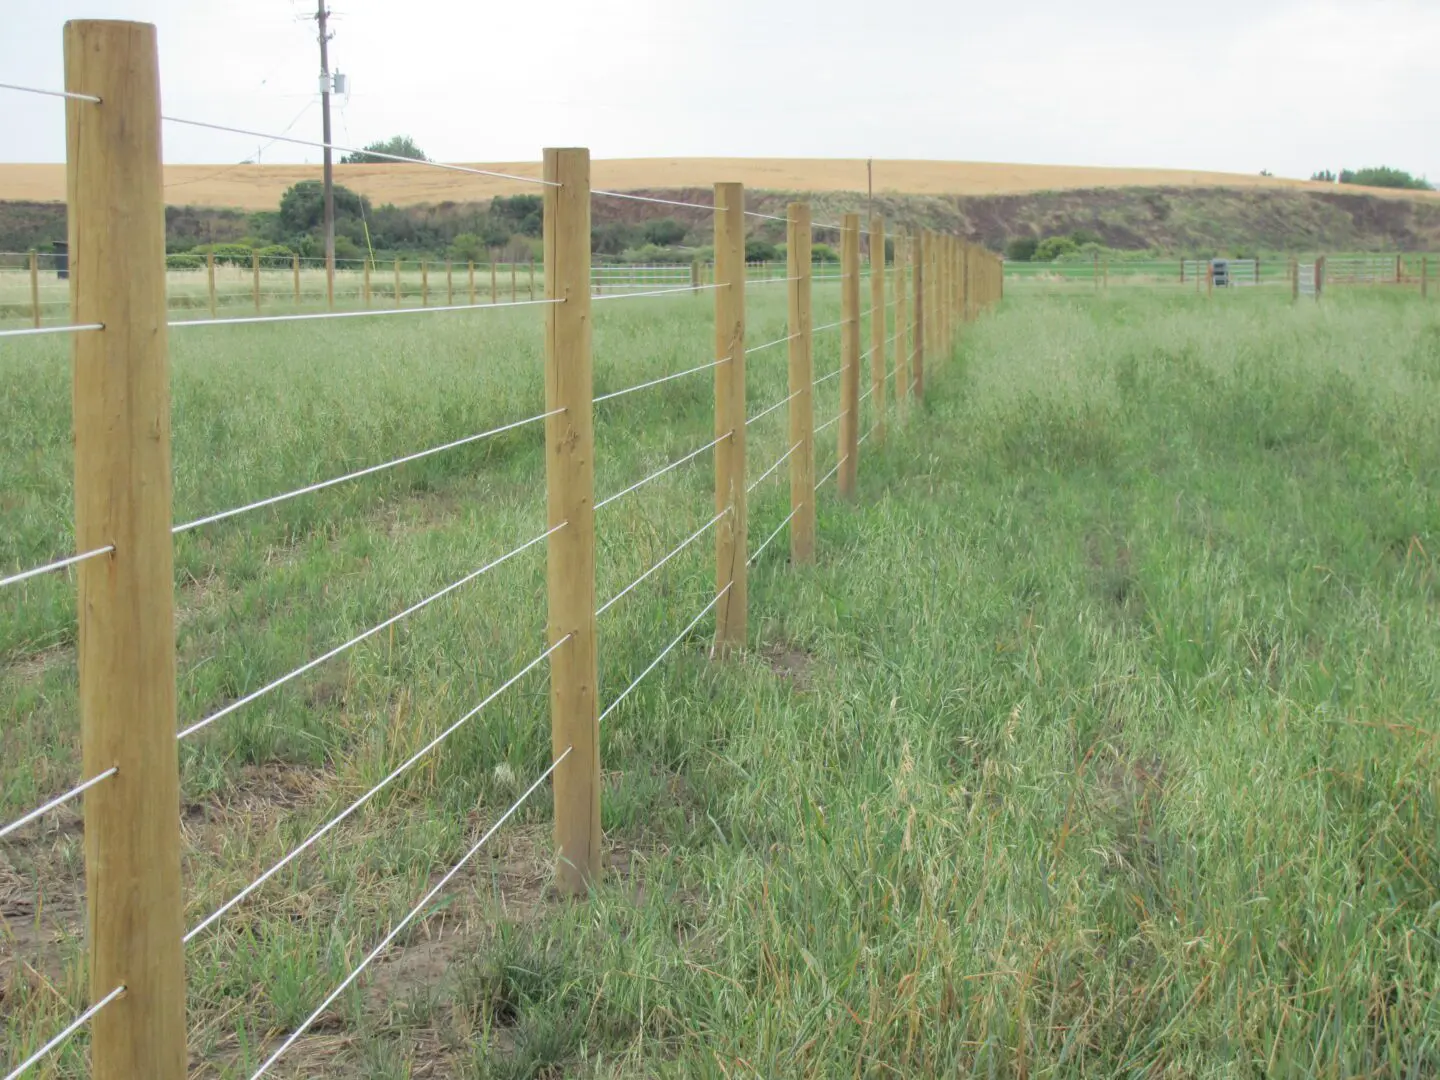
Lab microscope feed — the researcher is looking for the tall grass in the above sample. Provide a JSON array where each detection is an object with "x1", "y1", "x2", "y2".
[{"x1": 2, "y1": 285, "x2": 1437, "y2": 1076}]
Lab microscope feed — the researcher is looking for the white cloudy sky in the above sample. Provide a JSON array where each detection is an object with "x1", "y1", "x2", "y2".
[{"x1": 4, "y1": 0, "x2": 1437, "y2": 181}]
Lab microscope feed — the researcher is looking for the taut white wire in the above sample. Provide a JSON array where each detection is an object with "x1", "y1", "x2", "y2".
[
  {"x1": 747, "y1": 276, "x2": 803, "y2": 287},
  {"x1": 743, "y1": 210, "x2": 789, "y2": 222},
  {"x1": 0, "y1": 323, "x2": 103, "y2": 340},
  {"x1": 599, "y1": 585, "x2": 730, "y2": 723},
  {"x1": 184, "y1": 635, "x2": 569, "y2": 943},
  {"x1": 0, "y1": 82, "x2": 101, "y2": 103},
  {"x1": 815, "y1": 410, "x2": 846, "y2": 434},
  {"x1": 859, "y1": 385, "x2": 874, "y2": 403},
  {"x1": 174, "y1": 409, "x2": 561, "y2": 534},
  {"x1": 591, "y1": 189, "x2": 715, "y2": 212},
  {"x1": 1, "y1": 545, "x2": 113, "y2": 590},
  {"x1": 0, "y1": 768, "x2": 117, "y2": 842},
  {"x1": 596, "y1": 508, "x2": 729, "y2": 617},
  {"x1": 747, "y1": 441, "x2": 802, "y2": 493},
  {"x1": 749, "y1": 505, "x2": 801, "y2": 567},
  {"x1": 813, "y1": 368, "x2": 841, "y2": 388},
  {"x1": 811, "y1": 319, "x2": 844, "y2": 333},
  {"x1": 748, "y1": 332, "x2": 800, "y2": 355},
  {"x1": 169, "y1": 296, "x2": 558, "y2": 330},
  {"x1": 161, "y1": 115, "x2": 555, "y2": 186},
  {"x1": 594, "y1": 432, "x2": 729, "y2": 512},
  {"x1": 177, "y1": 522, "x2": 563, "y2": 741},
  {"x1": 593, "y1": 357, "x2": 724, "y2": 404},
  {"x1": 816, "y1": 455, "x2": 848, "y2": 490},
  {"x1": 746, "y1": 389, "x2": 799, "y2": 427},
  {"x1": 859, "y1": 425, "x2": 878, "y2": 445},
  {"x1": 247, "y1": 748, "x2": 571, "y2": 1079},
  {"x1": 1, "y1": 985, "x2": 125, "y2": 1080},
  {"x1": 593, "y1": 284, "x2": 721, "y2": 302}
]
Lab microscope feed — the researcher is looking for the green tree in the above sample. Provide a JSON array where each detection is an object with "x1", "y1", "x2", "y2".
[
  {"x1": 278, "y1": 181, "x2": 369, "y2": 236},
  {"x1": 745, "y1": 239, "x2": 778, "y2": 262},
  {"x1": 449, "y1": 232, "x2": 485, "y2": 262},
  {"x1": 1035, "y1": 236, "x2": 1079, "y2": 261},
  {"x1": 643, "y1": 218, "x2": 688, "y2": 247},
  {"x1": 340, "y1": 135, "x2": 429, "y2": 164},
  {"x1": 1006, "y1": 237, "x2": 1038, "y2": 262},
  {"x1": 492, "y1": 195, "x2": 543, "y2": 237},
  {"x1": 1341, "y1": 166, "x2": 1431, "y2": 190}
]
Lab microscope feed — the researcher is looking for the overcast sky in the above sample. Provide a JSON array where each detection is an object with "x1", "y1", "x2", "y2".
[{"x1": 4, "y1": 0, "x2": 1437, "y2": 182}]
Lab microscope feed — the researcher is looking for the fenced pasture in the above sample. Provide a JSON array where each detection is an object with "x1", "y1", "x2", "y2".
[
  {"x1": 1006, "y1": 252, "x2": 1435, "y2": 292},
  {"x1": 5, "y1": 19, "x2": 1440, "y2": 1080}
]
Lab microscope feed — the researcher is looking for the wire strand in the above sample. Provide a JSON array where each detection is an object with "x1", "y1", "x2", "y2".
[
  {"x1": 1, "y1": 545, "x2": 114, "y2": 591},
  {"x1": 0, "y1": 82, "x2": 101, "y2": 103},
  {"x1": 173, "y1": 409, "x2": 560, "y2": 534},
  {"x1": 184, "y1": 635, "x2": 569, "y2": 944},
  {"x1": 247, "y1": 748, "x2": 570, "y2": 1079},
  {"x1": 591, "y1": 189, "x2": 715, "y2": 212},
  {"x1": 161, "y1": 115, "x2": 554, "y2": 186},
  {"x1": 810, "y1": 319, "x2": 844, "y2": 333},
  {"x1": 0, "y1": 323, "x2": 103, "y2": 340},
  {"x1": 1, "y1": 986, "x2": 125, "y2": 1080},
  {"x1": 747, "y1": 276, "x2": 803, "y2": 287},
  {"x1": 599, "y1": 585, "x2": 730, "y2": 723},
  {"x1": 747, "y1": 440, "x2": 802, "y2": 494},
  {"x1": 747, "y1": 331, "x2": 800, "y2": 354},
  {"x1": 177, "y1": 522, "x2": 563, "y2": 741},
  {"x1": 594, "y1": 432, "x2": 728, "y2": 512},
  {"x1": 815, "y1": 410, "x2": 846, "y2": 434},
  {"x1": 593, "y1": 357, "x2": 724, "y2": 405},
  {"x1": 169, "y1": 296, "x2": 558, "y2": 331},
  {"x1": 0, "y1": 768, "x2": 117, "y2": 842},
  {"x1": 813, "y1": 367, "x2": 841, "y2": 388},
  {"x1": 746, "y1": 388, "x2": 799, "y2": 427},
  {"x1": 816, "y1": 455, "x2": 848, "y2": 490},
  {"x1": 749, "y1": 504, "x2": 801, "y2": 567},
  {"x1": 596, "y1": 508, "x2": 729, "y2": 617},
  {"x1": 592, "y1": 284, "x2": 721, "y2": 302}
]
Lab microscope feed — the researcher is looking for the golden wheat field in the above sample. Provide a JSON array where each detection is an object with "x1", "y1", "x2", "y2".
[{"x1": 3, "y1": 157, "x2": 1435, "y2": 209}]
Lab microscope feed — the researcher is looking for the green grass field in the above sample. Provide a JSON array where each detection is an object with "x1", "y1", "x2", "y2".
[{"x1": 2, "y1": 283, "x2": 1438, "y2": 1077}]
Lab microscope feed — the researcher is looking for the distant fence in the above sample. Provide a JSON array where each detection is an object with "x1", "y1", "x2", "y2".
[
  {"x1": 1005, "y1": 254, "x2": 1434, "y2": 292},
  {"x1": 0, "y1": 252, "x2": 824, "y2": 325},
  {"x1": 0, "y1": 20, "x2": 1002, "y2": 1080}
]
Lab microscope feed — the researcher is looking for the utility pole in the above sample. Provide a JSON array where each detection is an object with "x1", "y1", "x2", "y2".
[{"x1": 316, "y1": 0, "x2": 336, "y2": 306}]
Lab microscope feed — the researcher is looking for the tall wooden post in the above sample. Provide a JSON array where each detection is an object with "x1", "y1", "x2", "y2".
[
  {"x1": 543, "y1": 148, "x2": 599, "y2": 894},
  {"x1": 30, "y1": 249, "x2": 41, "y2": 328},
  {"x1": 1423, "y1": 256, "x2": 1429, "y2": 299},
  {"x1": 490, "y1": 254, "x2": 498, "y2": 303},
  {"x1": 65, "y1": 20, "x2": 185, "y2": 1080},
  {"x1": 206, "y1": 250, "x2": 216, "y2": 316},
  {"x1": 1206, "y1": 260, "x2": 1213, "y2": 298},
  {"x1": 363, "y1": 258, "x2": 371, "y2": 307},
  {"x1": 292, "y1": 251, "x2": 300, "y2": 304},
  {"x1": 838, "y1": 213, "x2": 861, "y2": 497},
  {"x1": 713, "y1": 182, "x2": 747, "y2": 652},
  {"x1": 1397, "y1": 253, "x2": 1403, "y2": 285},
  {"x1": 446, "y1": 261, "x2": 454, "y2": 305},
  {"x1": 1093, "y1": 251, "x2": 1099, "y2": 291},
  {"x1": 1316, "y1": 255, "x2": 1325, "y2": 299},
  {"x1": 894, "y1": 232, "x2": 908, "y2": 416},
  {"x1": 251, "y1": 250, "x2": 261, "y2": 314},
  {"x1": 1291, "y1": 258, "x2": 1299, "y2": 302},
  {"x1": 529, "y1": 256, "x2": 536, "y2": 300},
  {"x1": 421, "y1": 261, "x2": 429, "y2": 307},
  {"x1": 691, "y1": 258, "x2": 700, "y2": 293},
  {"x1": 468, "y1": 260, "x2": 476, "y2": 304},
  {"x1": 787, "y1": 202, "x2": 815, "y2": 564},
  {"x1": 869, "y1": 216, "x2": 887, "y2": 443},
  {"x1": 394, "y1": 257, "x2": 402, "y2": 307},
  {"x1": 912, "y1": 231, "x2": 925, "y2": 400},
  {"x1": 511, "y1": 259, "x2": 518, "y2": 302}
]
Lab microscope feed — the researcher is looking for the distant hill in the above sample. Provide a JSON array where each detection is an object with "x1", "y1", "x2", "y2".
[{"x1": 4, "y1": 159, "x2": 1439, "y2": 256}]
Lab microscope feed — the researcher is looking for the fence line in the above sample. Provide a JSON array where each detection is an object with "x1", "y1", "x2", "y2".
[{"x1": 0, "y1": 19, "x2": 1001, "y2": 1078}]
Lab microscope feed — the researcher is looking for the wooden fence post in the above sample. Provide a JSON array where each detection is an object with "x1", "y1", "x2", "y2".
[
  {"x1": 251, "y1": 250, "x2": 261, "y2": 314},
  {"x1": 691, "y1": 257, "x2": 700, "y2": 293},
  {"x1": 1093, "y1": 251, "x2": 1099, "y2": 290},
  {"x1": 1291, "y1": 258, "x2": 1299, "y2": 302},
  {"x1": 838, "y1": 213, "x2": 861, "y2": 498},
  {"x1": 511, "y1": 259, "x2": 518, "y2": 302},
  {"x1": 529, "y1": 256, "x2": 536, "y2": 300},
  {"x1": 894, "y1": 232, "x2": 908, "y2": 416},
  {"x1": 1423, "y1": 255, "x2": 1429, "y2": 299},
  {"x1": 912, "y1": 231, "x2": 925, "y2": 400},
  {"x1": 543, "y1": 147, "x2": 599, "y2": 895},
  {"x1": 1316, "y1": 255, "x2": 1325, "y2": 299},
  {"x1": 1397, "y1": 253, "x2": 1403, "y2": 285},
  {"x1": 292, "y1": 251, "x2": 300, "y2": 304},
  {"x1": 65, "y1": 20, "x2": 185, "y2": 1080},
  {"x1": 30, "y1": 249, "x2": 41, "y2": 328},
  {"x1": 421, "y1": 260, "x2": 429, "y2": 307},
  {"x1": 206, "y1": 250, "x2": 216, "y2": 316},
  {"x1": 363, "y1": 258, "x2": 371, "y2": 307},
  {"x1": 446, "y1": 261, "x2": 454, "y2": 305},
  {"x1": 869, "y1": 216, "x2": 886, "y2": 443},
  {"x1": 490, "y1": 253, "x2": 498, "y2": 303},
  {"x1": 468, "y1": 260, "x2": 476, "y2": 304},
  {"x1": 394, "y1": 257, "x2": 401, "y2": 307},
  {"x1": 714, "y1": 181, "x2": 748, "y2": 652},
  {"x1": 1206, "y1": 260, "x2": 1213, "y2": 298},
  {"x1": 788, "y1": 201, "x2": 815, "y2": 564}
]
